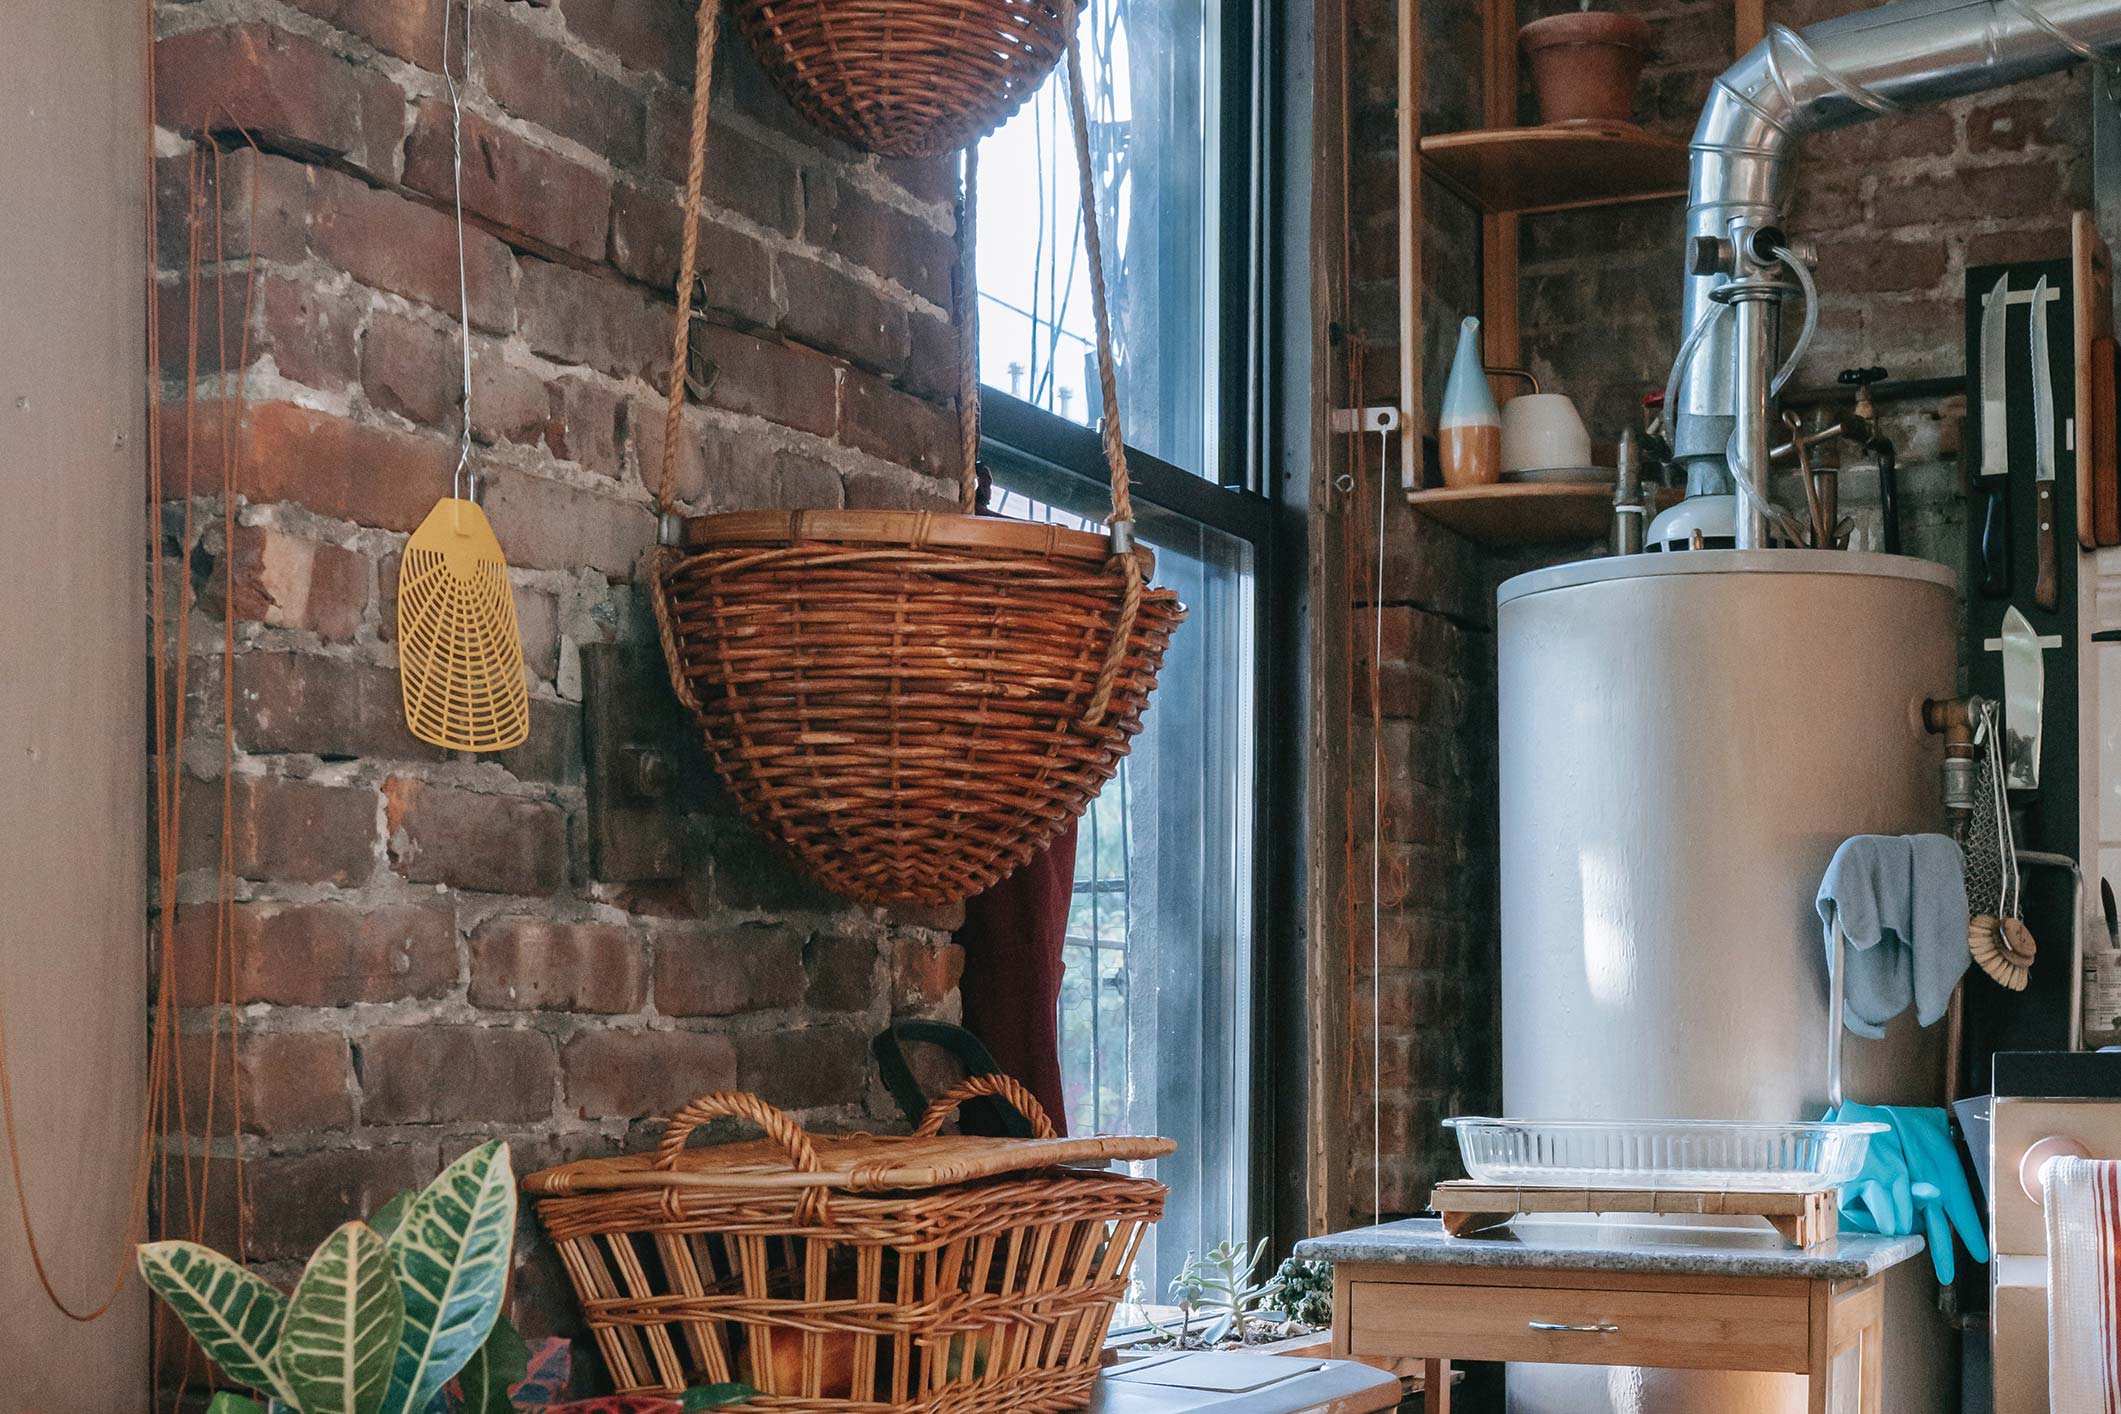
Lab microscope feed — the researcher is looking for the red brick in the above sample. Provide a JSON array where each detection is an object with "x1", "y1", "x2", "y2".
[
  {"x1": 518, "y1": 259, "x2": 671, "y2": 384},
  {"x1": 903, "y1": 311, "x2": 960, "y2": 403},
  {"x1": 609, "y1": 182, "x2": 776, "y2": 328},
  {"x1": 169, "y1": 899, "x2": 457, "y2": 1008},
  {"x1": 157, "y1": 146, "x2": 309, "y2": 271},
  {"x1": 545, "y1": 376, "x2": 627, "y2": 476},
  {"x1": 284, "y1": 0, "x2": 449, "y2": 69},
  {"x1": 404, "y1": 100, "x2": 612, "y2": 262},
  {"x1": 563, "y1": 0, "x2": 695, "y2": 83},
  {"x1": 1871, "y1": 160, "x2": 2076, "y2": 230},
  {"x1": 154, "y1": 24, "x2": 406, "y2": 179},
  {"x1": 233, "y1": 650, "x2": 448, "y2": 761},
  {"x1": 1965, "y1": 226, "x2": 2073, "y2": 267},
  {"x1": 156, "y1": 272, "x2": 357, "y2": 388},
  {"x1": 890, "y1": 935, "x2": 964, "y2": 1012},
  {"x1": 180, "y1": 1030, "x2": 355, "y2": 1136},
  {"x1": 653, "y1": 924, "x2": 806, "y2": 1016},
  {"x1": 732, "y1": 1026, "x2": 867, "y2": 1110},
  {"x1": 838, "y1": 369, "x2": 958, "y2": 481},
  {"x1": 774, "y1": 449, "x2": 845, "y2": 507},
  {"x1": 562, "y1": 1029, "x2": 736, "y2": 1117},
  {"x1": 1814, "y1": 236, "x2": 1948, "y2": 295},
  {"x1": 628, "y1": 402, "x2": 776, "y2": 511},
  {"x1": 308, "y1": 166, "x2": 517, "y2": 334},
  {"x1": 779, "y1": 257, "x2": 908, "y2": 373},
  {"x1": 473, "y1": 10, "x2": 646, "y2": 167},
  {"x1": 219, "y1": 1145, "x2": 436, "y2": 1262},
  {"x1": 1966, "y1": 88, "x2": 2085, "y2": 156},
  {"x1": 808, "y1": 178, "x2": 955, "y2": 306},
  {"x1": 362, "y1": 307, "x2": 458, "y2": 428},
  {"x1": 482, "y1": 468, "x2": 654, "y2": 576},
  {"x1": 202, "y1": 525, "x2": 369, "y2": 641},
  {"x1": 181, "y1": 772, "x2": 377, "y2": 885},
  {"x1": 180, "y1": 400, "x2": 454, "y2": 534},
  {"x1": 687, "y1": 322, "x2": 836, "y2": 438},
  {"x1": 843, "y1": 466, "x2": 959, "y2": 513},
  {"x1": 471, "y1": 346, "x2": 552, "y2": 448},
  {"x1": 803, "y1": 932, "x2": 879, "y2": 1012},
  {"x1": 384, "y1": 777, "x2": 569, "y2": 895},
  {"x1": 469, "y1": 917, "x2": 645, "y2": 1012},
  {"x1": 360, "y1": 1026, "x2": 557, "y2": 1124},
  {"x1": 645, "y1": 97, "x2": 800, "y2": 234},
  {"x1": 514, "y1": 587, "x2": 561, "y2": 680}
]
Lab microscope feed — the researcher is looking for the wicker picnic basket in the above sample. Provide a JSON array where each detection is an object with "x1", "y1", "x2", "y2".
[
  {"x1": 729, "y1": 0, "x2": 1068, "y2": 159},
  {"x1": 645, "y1": 0, "x2": 1183, "y2": 907},
  {"x1": 523, "y1": 1076, "x2": 1173, "y2": 1407}
]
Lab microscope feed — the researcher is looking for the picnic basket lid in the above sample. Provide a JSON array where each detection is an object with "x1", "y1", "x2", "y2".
[{"x1": 522, "y1": 1076, "x2": 1174, "y2": 1197}]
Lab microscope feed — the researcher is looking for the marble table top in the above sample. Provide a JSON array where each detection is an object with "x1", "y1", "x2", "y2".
[{"x1": 1294, "y1": 1216, "x2": 1926, "y2": 1282}]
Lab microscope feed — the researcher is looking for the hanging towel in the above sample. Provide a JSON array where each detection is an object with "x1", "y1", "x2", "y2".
[
  {"x1": 2045, "y1": 1156, "x2": 2121, "y2": 1411},
  {"x1": 1815, "y1": 834, "x2": 1970, "y2": 1039}
]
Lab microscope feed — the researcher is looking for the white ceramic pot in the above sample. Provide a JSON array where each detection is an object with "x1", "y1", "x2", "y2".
[{"x1": 1500, "y1": 393, "x2": 1591, "y2": 472}]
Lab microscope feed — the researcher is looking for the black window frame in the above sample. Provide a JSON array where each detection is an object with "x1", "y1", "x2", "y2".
[{"x1": 972, "y1": 0, "x2": 1303, "y2": 1261}]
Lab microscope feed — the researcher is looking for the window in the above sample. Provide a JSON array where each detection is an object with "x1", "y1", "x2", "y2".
[
  {"x1": 977, "y1": 0, "x2": 1220, "y2": 477},
  {"x1": 973, "y1": 0, "x2": 1268, "y2": 1306}
]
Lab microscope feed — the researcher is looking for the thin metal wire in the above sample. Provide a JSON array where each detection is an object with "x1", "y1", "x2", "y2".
[
  {"x1": 442, "y1": 0, "x2": 476, "y2": 501},
  {"x1": 1371, "y1": 425, "x2": 1386, "y2": 1227}
]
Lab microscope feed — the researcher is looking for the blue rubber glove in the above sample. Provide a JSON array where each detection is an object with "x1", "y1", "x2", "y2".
[{"x1": 1822, "y1": 1102, "x2": 1988, "y2": 1285}]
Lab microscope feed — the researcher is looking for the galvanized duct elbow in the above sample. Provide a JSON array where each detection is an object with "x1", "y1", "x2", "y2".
[{"x1": 1675, "y1": 0, "x2": 2121, "y2": 497}]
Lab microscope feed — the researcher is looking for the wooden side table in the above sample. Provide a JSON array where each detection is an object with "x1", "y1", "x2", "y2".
[{"x1": 1295, "y1": 1218, "x2": 1926, "y2": 1414}]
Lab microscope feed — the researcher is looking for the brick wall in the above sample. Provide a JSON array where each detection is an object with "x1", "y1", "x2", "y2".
[
  {"x1": 152, "y1": 0, "x2": 966, "y2": 1377},
  {"x1": 1338, "y1": 0, "x2": 2090, "y2": 1218}
]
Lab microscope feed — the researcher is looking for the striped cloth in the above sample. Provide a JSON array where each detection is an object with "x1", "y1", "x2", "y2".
[{"x1": 2046, "y1": 1156, "x2": 2121, "y2": 1411}]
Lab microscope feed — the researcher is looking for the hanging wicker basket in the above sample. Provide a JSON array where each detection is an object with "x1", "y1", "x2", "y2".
[
  {"x1": 649, "y1": 0, "x2": 1177, "y2": 906},
  {"x1": 729, "y1": 0, "x2": 1069, "y2": 159},
  {"x1": 652, "y1": 511, "x2": 1182, "y2": 905},
  {"x1": 523, "y1": 1075, "x2": 1172, "y2": 1405}
]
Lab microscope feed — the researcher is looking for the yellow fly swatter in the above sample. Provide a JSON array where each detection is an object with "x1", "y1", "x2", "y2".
[{"x1": 397, "y1": 0, "x2": 528, "y2": 753}]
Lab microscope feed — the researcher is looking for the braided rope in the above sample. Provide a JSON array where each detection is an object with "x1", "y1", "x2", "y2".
[
  {"x1": 656, "y1": 0, "x2": 724, "y2": 519},
  {"x1": 656, "y1": 1091, "x2": 830, "y2": 1224},
  {"x1": 1059, "y1": 0, "x2": 1132, "y2": 529}
]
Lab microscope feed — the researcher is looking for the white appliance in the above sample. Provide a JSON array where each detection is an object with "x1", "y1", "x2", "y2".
[{"x1": 1497, "y1": 550, "x2": 1959, "y2": 1413}]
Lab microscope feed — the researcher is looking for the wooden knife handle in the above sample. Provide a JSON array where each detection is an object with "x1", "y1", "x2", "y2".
[{"x1": 2036, "y1": 479, "x2": 2060, "y2": 611}]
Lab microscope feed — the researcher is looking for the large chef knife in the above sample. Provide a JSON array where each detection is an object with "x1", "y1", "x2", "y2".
[
  {"x1": 2000, "y1": 604, "x2": 2045, "y2": 789},
  {"x1": 1979, "y1": 274, "x2": 2012, "y2": 597},
  {"x1": 2032, "y1": 275, "x2": 2060, "y2": 610}
]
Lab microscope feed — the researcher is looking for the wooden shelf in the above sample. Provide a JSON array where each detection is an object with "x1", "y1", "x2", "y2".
[
  {"x1": 1407, "y1": 482, "x2": 1682, "y2": 547},
  {"x1": 1419, "y1": 123, "x2": 1689, "y2": 216}
]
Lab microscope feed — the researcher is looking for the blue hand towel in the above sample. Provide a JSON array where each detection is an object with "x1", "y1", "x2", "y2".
[{"x1": 1815, "y1": 834, "x2": 1969, "y2": 1039}]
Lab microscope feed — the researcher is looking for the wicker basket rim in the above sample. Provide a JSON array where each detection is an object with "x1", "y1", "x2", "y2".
[
  {"x1": 522, "y1": 1131, "x2": 1175, "y2": 1196},
  {"x1": 676, "y1": 508, "x2": 1157, "y2": 573}
]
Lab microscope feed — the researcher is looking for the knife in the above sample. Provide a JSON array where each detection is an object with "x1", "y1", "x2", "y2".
[
  {"x1": 1979, "y1": 274, "x2": 2013, "y2": 597},
  {"x1": 2032, "y1": 275, "x2": 2060, "y2": 611},
  {"x1": 2000, "y1": 604, "x2": 2045, "y2": 789}
]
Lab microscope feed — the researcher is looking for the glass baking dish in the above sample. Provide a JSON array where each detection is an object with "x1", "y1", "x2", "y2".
[{"x1": 1444, "y1": 1117, "x2": 1886, "y2": 1191}]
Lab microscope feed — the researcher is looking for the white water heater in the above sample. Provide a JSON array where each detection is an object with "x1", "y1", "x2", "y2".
[{"x1": 1498, "y1": 550, "x2": 1958, "y2": 1413}]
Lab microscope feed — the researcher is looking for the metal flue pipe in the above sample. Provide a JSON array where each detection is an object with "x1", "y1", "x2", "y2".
[{"x1": 1676, "y1": 0, "x2": 2121, "y2": 543}]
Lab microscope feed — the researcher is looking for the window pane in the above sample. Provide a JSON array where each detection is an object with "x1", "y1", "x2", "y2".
[
  {"x1": 985, "y1": 458, "x2": 1255, "y2": 1300},
  {"x1": 976, "y1": 0, "x2": 1218, "y2": 477}
]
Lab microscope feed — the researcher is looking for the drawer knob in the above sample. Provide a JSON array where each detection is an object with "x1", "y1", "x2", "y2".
[
  {"x1": 2020, "y1": 1135, "x2": 2092, "y2": 1205},
  {"x1": 1528, "y1": 1321, "x2": 1620, "y2": 1334}
]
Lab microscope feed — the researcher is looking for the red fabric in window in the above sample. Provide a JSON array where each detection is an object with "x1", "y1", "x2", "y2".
[{"x1": 955, "y1": 819, "x2": 1076, "y2": 1136}]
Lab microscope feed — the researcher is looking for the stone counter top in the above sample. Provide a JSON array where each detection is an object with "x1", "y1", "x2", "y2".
[{"x1": 1294, "y1": 1216, "x2": 1925, "y2": 1283}]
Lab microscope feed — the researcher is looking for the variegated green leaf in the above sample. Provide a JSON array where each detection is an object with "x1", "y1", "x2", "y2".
[
  {"x1": 368, "y1": 1191, "x2": 414, "y2": 1243},
  {"x1": 382, "y1": 1140, "x2": 518, "y2": 1414},
  {"x1": 206, "y1": 1394, "x2": 270, "y2": 1414},
  {"x1": 137, "y1": 1241, "x2": 294, "y2": 1403},
  {"x1": 278, "y1": 1221, "x2": 404, "y2": 1414},
  {"x1": 455, "y1": 1312, "x2": 531, "y2": 1414}
]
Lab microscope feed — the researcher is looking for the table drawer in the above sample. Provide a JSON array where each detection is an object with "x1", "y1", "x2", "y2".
[{"x1": 1345, "y1": 1278, "x2": 1810, "y2": 1374}]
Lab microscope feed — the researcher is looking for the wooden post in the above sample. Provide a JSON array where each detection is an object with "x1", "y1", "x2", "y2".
[
  {"x1": 1397, "y1": 0, "x2": 1422, "y2": 487},
  {"x1": 1735, "y1": 0, "x2": 1767, "y2": 53},
  {"x1": 1480, "y1": 0, "x2": 1521, "y2": 377}
]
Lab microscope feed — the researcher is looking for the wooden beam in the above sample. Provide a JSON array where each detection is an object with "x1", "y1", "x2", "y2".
[
  {"x1": 1479, "y1": 0, "x2": 1521, "y2": 371},
  {"x1": 1735, "y1": 0, "x2": 1767, "y2": 53},
  {"x1": 1397, "y1": 0, "x2": 1422, "y2": 486}
]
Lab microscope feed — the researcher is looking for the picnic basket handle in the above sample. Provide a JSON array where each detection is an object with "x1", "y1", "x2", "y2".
[
  {"x1": 655, "y1": 1090, "x2": 822, "y2": 1174},
  {"x1": 913, "y1": 1074, "x2": 1058, "y2": 1139}
]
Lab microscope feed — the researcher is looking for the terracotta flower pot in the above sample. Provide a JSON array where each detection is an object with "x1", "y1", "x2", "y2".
[{"x1": 1520, "y1": 10, "x2": 1653, "y2": 126}]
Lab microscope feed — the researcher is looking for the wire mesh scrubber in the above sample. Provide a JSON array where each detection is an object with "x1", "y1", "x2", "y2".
[
  {"x1": 395, "y1": 0, "x2": 528, "y2": 754},
  {"x1": 1966, "y1": 700, "x2": 2033, "y2": 990}
]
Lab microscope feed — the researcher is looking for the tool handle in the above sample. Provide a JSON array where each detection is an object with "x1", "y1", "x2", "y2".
[
  {"x1": 2036, "y1": 480, "x2": 2060, "y2": 611},
  {"x1": 1980, "y1": 486, "x2": 2012, "y2": 598}
]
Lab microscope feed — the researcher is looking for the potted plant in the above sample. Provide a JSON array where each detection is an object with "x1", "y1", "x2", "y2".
[
  {"x1": 136, "y1": 1140, "x2": 755, "y2": 1414},
  {"x1": 1519, "y1": 5, "x2": 1653, "y2": 126}
]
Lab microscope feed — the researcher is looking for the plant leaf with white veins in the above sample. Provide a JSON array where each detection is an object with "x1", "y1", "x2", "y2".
[
  {"x1": 137, "y1": 1241, "x2": 295, "y2": 1404},
  {"x1": 381, "y1": 1140, "x2": 517, "y2": 1414},
  {"x1": 277, "y1": 1221, "x2": 404, "y2": 1414}
]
